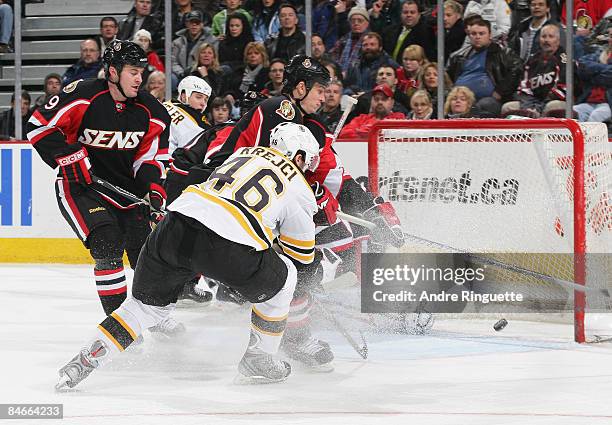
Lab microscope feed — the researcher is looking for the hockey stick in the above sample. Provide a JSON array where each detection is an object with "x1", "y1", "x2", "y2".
[
  {"x1": 331, "y1": 96, "x2": 358, "y2": 143},
  {"x1": 313, "y1": 297, "x2": 368, "y2": 359},
  {"x1": 90, "y1": 174, "x2": 164, "y2": 212},
  {"x1": 336, "y1": 211, "x2": 376, "y2": 230},
  {"x1": 402, "y1": 232, "x2": 610, "y2": 296}
]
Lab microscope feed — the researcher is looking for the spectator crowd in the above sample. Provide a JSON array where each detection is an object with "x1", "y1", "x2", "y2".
[{"x1": 1, "y1": 0, "x2": 611, "y2": 138}]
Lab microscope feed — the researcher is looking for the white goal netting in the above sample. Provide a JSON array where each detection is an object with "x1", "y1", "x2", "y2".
[{"x1": 369, "y1": 119, "x2": 612, "y2": 342}]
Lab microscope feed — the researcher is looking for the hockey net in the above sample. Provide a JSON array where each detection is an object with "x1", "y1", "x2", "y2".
[{"x1": 367, "y1": 119, "x2": 612, "y2": 343}]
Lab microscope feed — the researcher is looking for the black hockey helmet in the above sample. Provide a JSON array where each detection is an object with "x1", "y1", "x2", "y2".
[
  {"x1": 103, "y1": 39, "x2": 148, "y2": 76},
  {"x1": 282, "y1": 55, "x2": 330, "y2": 96},
  {"x1": 238, "y1": 91, "x2": 267, "y2": 112}
]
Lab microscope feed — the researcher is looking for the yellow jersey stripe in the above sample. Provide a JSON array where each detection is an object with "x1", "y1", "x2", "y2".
[
  {"x1": 110, "y1": 312, "x2": 137, "y2": 341},
  {"x1": 279, "y1": 234, "x2": 315, "y2": 249},
  {"x1": 280, "y1": 244, "x2": 315, "y2": 263},
  {"x1": 185, "y1": 186, "x2": 270, "y2": 250}
]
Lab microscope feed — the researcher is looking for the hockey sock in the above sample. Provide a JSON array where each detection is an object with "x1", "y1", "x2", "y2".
[
  {"x1": 94, "y1": 258, "x2": 127, "y2": 315},
  {"x1": 284, "y1": 294, "x2": 313, "y2": 343}
]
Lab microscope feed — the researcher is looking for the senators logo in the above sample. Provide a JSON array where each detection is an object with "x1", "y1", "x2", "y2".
[
  {"x1": 78, "y1": 128, "x2": 145, "y2": 149},
  {"x1": 275, "y1": 100, "x2": 295, "y2": 120}
]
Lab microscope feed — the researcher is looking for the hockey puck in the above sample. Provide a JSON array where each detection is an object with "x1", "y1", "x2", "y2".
[{"x1": 493, "y1": 318, "x2": 508, "y2": 331}]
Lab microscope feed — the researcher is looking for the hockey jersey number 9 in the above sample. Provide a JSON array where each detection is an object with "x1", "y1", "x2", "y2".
[{"x1": 168, "y1": 146, "x2": 318, "y2": 264}]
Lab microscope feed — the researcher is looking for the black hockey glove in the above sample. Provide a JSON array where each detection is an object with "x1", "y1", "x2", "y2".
[
  {"x1": 311, "y1": 182, "x2": 339, "y2": 226},
  {"x1": 146, "y1": 183, "x2": 166, "y2": 230},
  {"x1": 363, "y1": 197, "x2": 404, "y2": 249},
  {"x1": 55, "y1": 147, "x2": 92, "y2": 186}
]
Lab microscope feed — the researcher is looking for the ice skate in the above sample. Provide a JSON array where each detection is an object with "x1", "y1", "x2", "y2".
[
  {"x1": 282, "y1": 332, "x2": 334, "y2": 372},
  {"x1": 55, "y1": 339, "x2": 107, "y2": 390},
  {"x1": 236, "y1": 347, "x2": 291, "y2": 384},
  {"x1": 177, "y1": 279, "x2": 213, "y2": 304},
  {"x1": 149, "y1": 317, "x2": 186, "y2": 340},
  {"x1": 235, "y1": 332, "x2": 291, "y2": 384}
]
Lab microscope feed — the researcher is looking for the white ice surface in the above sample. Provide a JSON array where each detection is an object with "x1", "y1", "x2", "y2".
[{"x1": 2, "y1": 264, "x2": 612, "y2": 425}]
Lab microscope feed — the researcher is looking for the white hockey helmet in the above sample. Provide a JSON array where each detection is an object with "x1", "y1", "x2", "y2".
[
  {"x1": 177, "y1": 75, "x2": 212, "y2": 102},
  {"x1": 269, "y1": 122, "x2": 320, "y2": 172}
]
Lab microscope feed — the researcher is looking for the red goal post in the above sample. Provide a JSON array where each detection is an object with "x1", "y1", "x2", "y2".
[{"x1": 367, "y1": 119, "x2": 612, "y2": 343}]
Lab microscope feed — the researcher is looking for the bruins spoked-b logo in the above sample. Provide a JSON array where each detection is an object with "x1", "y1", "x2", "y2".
[
  {"x1": 275, "y1": 100, "x2": 295, "y2": 120},
  {"x1": 302, "y1": 58, "x2": 311, "y2": 68}
]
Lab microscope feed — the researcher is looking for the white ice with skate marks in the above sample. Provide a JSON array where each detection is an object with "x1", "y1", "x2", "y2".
[{"x1": 1, "y1": 264, "x2": 612, "y2": 425}]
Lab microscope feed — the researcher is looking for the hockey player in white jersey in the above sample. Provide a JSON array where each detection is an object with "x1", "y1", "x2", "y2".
[
  {"x1": 55, "y1": 122, "x2": 323, "y2": 389},
  {"x1": 163, "y1": 75, "x2": 212, "y2": 156}
]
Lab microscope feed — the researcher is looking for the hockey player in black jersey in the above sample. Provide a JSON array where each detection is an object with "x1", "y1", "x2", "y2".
[{"x1": 27, "y1": 40, "x2": 171, "y2": 318}]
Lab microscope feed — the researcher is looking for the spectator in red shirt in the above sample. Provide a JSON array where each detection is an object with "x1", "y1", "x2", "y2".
[{"x1": 339, "y1": 83, "x2": 405, "y2": 138}]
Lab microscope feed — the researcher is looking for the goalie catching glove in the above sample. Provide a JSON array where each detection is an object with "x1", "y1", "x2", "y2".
[
  {"x1": 145, "y1": 183, "x2": 166, "y2": 230},
  {"x1": 311, "y1": 182, "x2": 339, "y2": 226},
  {"x1": 55, "y1": 146, "x2": 92, "y2": 185},
  {"x1": 363, "y1": 197, "x2": 404, "y2": 248}
]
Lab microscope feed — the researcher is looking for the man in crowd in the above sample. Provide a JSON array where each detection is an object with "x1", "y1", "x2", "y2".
[
  {"x1": 339, "y1": 84, "x2": 405, "y2": 138},
  {"x1": 319, "y1": 79, "x2": 343, "y2": 133},
  {"x1": 118, "y1": 0, "x2": 164, "y2": 50},
  {"x1": 95, "y1": 17, "x2": 119, "y2": 52},
  {"x1": 33, "y1": 73, "x2": 61, "y2": 110},
  {"x1": 344, "y1": 32, "x2": 398, "y2": 95},
  {"x1": 447, "y1": 17, "x2": 522, "y2": 116},
  {"x1": 173, "y1": 0, "x2": 208, "y2": 33},
  {"x1": 501, "y1": 24, "x2": 569, "y2": 117},
  {"x1": 62, "y1": 38, "x2": 102, "y2": 85},
  {"x1": 171, "y1": 10, "x2": 217, "y2": 89},
  {"x1": 0, "y1": 90, "x2": 31, "y2": 139},
  {"x1": 382, "y1": 0, "x2": 436, "y2": 62},
  {"x1": 508, "y1": 0, "x2": 558, "y2": 61},
  {"x1": 350, "y1": 64, "x2": 411, "y2": 116},
  {"x1": 265, "y1": 3, "x2": 305, "y2": 61}
]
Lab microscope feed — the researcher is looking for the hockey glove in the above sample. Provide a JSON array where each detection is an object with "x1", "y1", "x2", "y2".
[
  {"x1": 146, "y1": 183, "x2": 167, "y2": 230},
  {"x1": 55, "y1": 147, "x2": 92, "y2": 185},
  {"x1": 311, "y1": 182, "x2": 339, "y2": 226},
  {"x1": 363, "y1": 197, "x2": 404, "y2": 248}
]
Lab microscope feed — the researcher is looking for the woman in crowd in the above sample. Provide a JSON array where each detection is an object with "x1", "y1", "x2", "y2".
[
  {"x1": 133, "y1": 29, "x2": 165, "y2": 73},
  {"x1": 189, "y1": 42, "x2": 224, "y2": 100},
  {"x1": 444, "y1": 85, "x2": 476, "y2": 118},
  {"x1": 419, "y1": 62, "x2": 452, "y2": 110},
  {"x1": 146, "y1": 71, "x2": 167, "y2": 102},
  {"x1": 262, "y1": 57, "x2": 285, "y2": 97},
  {"x1": 396, "y1": 45, "x2": 428, "y2": 100},
  {"x1": 251, "y1": 0, "x2": 280, "y2": 42},
  {"x1": 219, "y1": 13, "x2": 254, "y2": 71},
  {"x1": 407, "y1": 89, "x2": 435, "y2": 119},
  {"x1": 237, "y1": 42, "x2": 270, "y2": 94}
]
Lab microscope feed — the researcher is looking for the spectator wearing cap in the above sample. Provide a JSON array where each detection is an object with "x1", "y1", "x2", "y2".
[
  {"x1": 95, "y1": 17, "x2": 118, "y2": 53},
  {"x1": 344, "y1": 32, "x2": 398, "y2": 94},
  {"x1": 339, "y1": 84, "x2": 405, "y2": 138},
  {"x1": 172, "y1": 9, "x2": 218, "y2": 89},
  {"x1": 118, "y1": 0, "x2": 164, "y2": 51},
  {"x1": 0, "y1": 90, "x2": 31, "y2": 139},
  {"x1": 33, "y1": 73, "x2": 62, "y2": 110},
  {"x1": 381, "y1": 0, "x2": 436, "y2": 63},
  {"x1": 134, "y1": 29, "x2": 165, "y2": 72},
  {"x1": 173, "y1": 0, "x2": 208, "y2": 33},
  {"x1": 264, "y1": 3, "x2": 305, "y2": 61},
  {"x1": 351, "y1": 64, "x2": 410, "y2": 116},
  {"x1": 330, "y1": 6, "x2": 371, "y2": 74},
  {"x1": 212, "y1": 0, "x2": 253, "y2": 38},
  {"x1": 62, "y1": 38, "x2": 102, "y2": 86}
]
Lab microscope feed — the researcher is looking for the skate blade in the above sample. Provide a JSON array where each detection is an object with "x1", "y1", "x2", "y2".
[
  {"x1": 54, "y1": 374, "x2": 72, "y2": 391},
  {"x1": 233, "y1": 373, "x2": 288, "y2": 385},
  {"x1": 307, "y1": 363, "x2": 334, "y2": 373}
]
